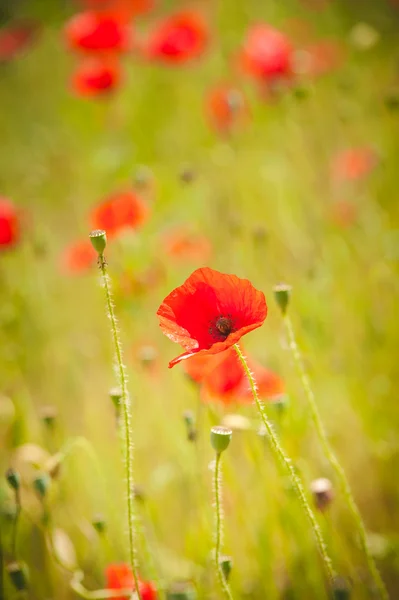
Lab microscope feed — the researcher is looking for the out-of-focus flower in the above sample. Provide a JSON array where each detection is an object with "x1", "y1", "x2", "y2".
[
  {"x1": 80, "y1": 0, "x2": 154, "y2": 19},
  {"x1": 239, "y1": 24, "x2": 293, "y2": 83},
  {"x1": 157, "y1": 267, "x2": 267, "y2": 368},
  {"x1": 0, "y1": 20, "x2": 38, "y2": 62},
  {"x1": 71, "y1": 56, "x2": 122, "y2": 96},
  {"x1": 206, "y1": 85, "x2": 249, "y2": 134},
  {"x1": 106, "y1": 563, "x2": 157, "y2": 600},
  {"x1": 144, "y1": 11, "x2": 208, "y2": 64},
  {"x1": 0, "y1": 198, "x2": 19, "y2": 250},
  {"x1": 162, "y1": 227, "x2": 212, "y2": 263},
  {"x1": 91, "y1": 190, "x2": 149, "y2": 237},
  {"x1": 64, "y1": 11, "x2": 131, "y2": 53},
  {"x1": 61, "y1": 239, "x2": 98, "y2": 274},
  {"x1": 331, "y1": 147, "x2": 377, "y2": 182}
]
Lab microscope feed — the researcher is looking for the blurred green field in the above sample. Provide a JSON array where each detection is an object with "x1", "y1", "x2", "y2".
[{"x1": 1, "y1": 1, "x2": 399, "y2": 598}]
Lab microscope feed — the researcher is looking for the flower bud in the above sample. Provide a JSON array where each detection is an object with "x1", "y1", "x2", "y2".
[
  {"x1": 273, "y1": 283, "x2": 292, "y2": 315},
  {"x1": 210, "y1": 426, "x2": 232, "y2": 454},
  {"x1": 220, "y1": 555, "x2": 233, "y2": 581},
  {"x1": 7, "y1": 562, "x2": 29, "y2": 591},
  {"x1": 89, "y1": 229, "x2": 107, "y2": 254},
  {"x1": 33, "y1": 473, "x2": 51, "y2": 499},
  {"x1": 310, "y1": 478, "x2": 333, "y2": 511},
  {"x1": 92, "y1": 514, "x2": 107, "y2": 534},
  {"x1": 6, "y1": 468, "x2": 20, "y2": 492}
]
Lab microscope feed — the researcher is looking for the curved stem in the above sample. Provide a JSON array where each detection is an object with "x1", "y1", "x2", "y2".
[
  {"x1": 234, "y1": 343, "x2": 335, "y2": 585},
  {"x1": 98, "y1": 254, "x2": 141, "y2": 600},
  {"x1": 213, "y1": 453, "x2": 234, "y2": 600},
  {"x1": 283, "y1": 316, "x2": 388, "y2": 599}
]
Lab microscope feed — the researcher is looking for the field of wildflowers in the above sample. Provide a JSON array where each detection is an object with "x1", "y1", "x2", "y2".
[{"x1": 1, "y1": 1, "x2": 399, "y2": 598}]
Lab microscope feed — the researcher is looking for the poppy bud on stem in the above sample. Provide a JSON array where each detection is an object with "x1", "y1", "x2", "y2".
[
  {"x1": 5, "y1": 468, "x2": 21, "y2": 559},
  {"x1": 281, "y1": 311, "x2": 388, "y2": 599},
  {"x1": 89, "y1": 232, "x2": 142, "y2": 600},
  {"x1": 233, "y1": 343, "x2": 335, "y2": 586},
  {"x1": 210, "y1": 427, "x2": 234, "y2": 600}
]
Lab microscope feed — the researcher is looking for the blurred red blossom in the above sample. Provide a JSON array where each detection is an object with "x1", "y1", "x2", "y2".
[
  {"x1": 144, "y1": 11, "x2": 208, "y2": 64},
  {"x1": 239, "y1": 24, "x2": 293, "y2": 83},
  {"x1": 61, "y1": 239, "x2": 97, "y2": 273},
  {"x1": 184, "y1": 347, "x2": 285, "y2": 405},
  {"x1": 157, "y1": 267, "x2": 267, "y2": 368},
  {"x1": 0, "y1": 198, "x2": 19, "y2": 249},
  {"x1": 91, "y1": 190, "x2": 149, "y2": 237},
  {"x1": 80, "y1": 0, "x2": 154, "y2": 19},
  {"x1": 206, "y1": 85, "x2": 249, "y2": 134},
  {"x1": 162, "y1": 227, "x2": 212, "y2": 262},
  {"x1": 106, "y1": 563, "x2": 157, "y2": 600},
  {"x1": 71, "y1": 56, "x2": 122, "y2": 96},
  {"x1": 64, "y1": 10, "x2": 131, "y2": 53},
  {"x1": 331, "y1": 147, "x2": 377, "y2": 182},
  {"x1": 0, "y1": 20, "x2": 38, "y2": 62}
]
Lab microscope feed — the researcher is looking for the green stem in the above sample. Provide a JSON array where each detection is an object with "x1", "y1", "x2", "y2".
[
  {"x1": 98, "y1": 254, "x2": 141, "y2": 600},
  {"x1": 214, "y1": 452, "x2": 234, "y2": 600},
  {"x1": 11, "y1": 489, "x2": 21, "y2": 559},
  {"x1": 234, "y1": 343, "x2": 335, "y2": 585},
  {"x1": 283, "y1": 315, "x2": 388, "y2": 599}
]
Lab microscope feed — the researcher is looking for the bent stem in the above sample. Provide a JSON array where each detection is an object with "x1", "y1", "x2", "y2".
[
  {"x1": 283, "y1": 315, "x2": 388, "y2": 600},
  {"x1": 213, "y1": 452, "x2": 234, "y2": 600},
  {"x1": 233, "y1": 343, "x2": 335, "y2": 586},
  {"x1": 98, "y1": 254, "x2": 141, "y2": 600}
]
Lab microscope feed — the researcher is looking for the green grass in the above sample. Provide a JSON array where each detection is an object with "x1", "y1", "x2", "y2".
[{"x1": 1, "y1": 1, "x2": 399, "y2": 598}]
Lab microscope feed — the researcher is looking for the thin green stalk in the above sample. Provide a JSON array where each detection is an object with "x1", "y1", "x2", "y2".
[
  {"x1": 11, "y1": 489, "x2": 21, "y2": 559},
  {"x1": 98, "y1": 254, "x2": 141, "y2": 600},
  {"x1": 283, "y1": 315, "x2": 388, "y2": 600},
  {"x1": 234, "y1": 343, "x2": 335, "y2": 585},
  {"x1": 213, "y1": 452, "x2": 234, "y2": 600}
]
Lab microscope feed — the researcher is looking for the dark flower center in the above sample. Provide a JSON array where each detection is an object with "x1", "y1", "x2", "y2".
[{"x1": 215, "y1": 316, "x2": 233, "y2": 337}]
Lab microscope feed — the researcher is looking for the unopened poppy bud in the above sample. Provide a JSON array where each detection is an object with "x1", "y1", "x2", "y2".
[
  {"x1": 273, "y1": 283, "x2": 292, "y2": 315},
  {"x1": 167, "y1": 581, "x2": 197, "y2": 599},
  {"x1": 33, "y1": 473, "x2": 50, "y2": 499},
  {"x1": 39, "y1": 405, "x2": 58, "y2": 428},
  {"x1": 332, "y1": 576, "x2": 351, "y2": 599},
  {"x1": 89, "y1": 229, "x2": 107, "y2": 254},
  {"x1": 109, "y1": 387, "x2": 122, "y2": 408},
  {"x1": 6, "y1": 468, "x2": 20, "y2": 491},
  {"x1": 220, "y1": 555, "x2": 233, "y2": 581},
  {"x1": 7, "y1": 562, "x2": 29, "y2": 591},
  {"x1": 92, "y1": 514, "x2": 107, "y2": 534},
  {"x1": 310, "y1": 478, "x2": 333, "y2": 511},
  {"x1": 210, "y1": 426, "x2": 232, "y2": 454}
]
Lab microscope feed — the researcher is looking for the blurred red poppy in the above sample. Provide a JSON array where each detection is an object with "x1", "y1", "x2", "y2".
[
  {"x1": 0, "y1": 198, "x2": 19, "y2": 249},
  {"x1": 145, "y1": 11, "x2": 208, "y2": 63},
  {"x1": 331, "y1": 147, "x2": 377, "y2": 182},
  {"x1": 162, "y1": 227, "x2": 212, "y2": 262},
  {"x1": 71, "y1": 56, "x2": 121, "y2": 96},
  {"x1": 64, "y1": 11, "x2": 131, "y2": 52},
  {"x1": 61, "y1": 239, "x2": 97, "y2": 273},
  {"x1": 106, "y1": 563, "x2": 157, "y2": 600},
  {"x1": 157, "y1": 267, "x2": 267, "y2": 368},
  {"x1": 0, "y1": 20, "x2": 38, "y2": 62},
  {"x1": 239, "y1": 24, "x2": 293, "y2": 82},
  {"x1": 80, "y1": 0, "x2": 154, "y2": 19},
  {"x1": 91, "y1": 190, "x2": 149, "y2": 237},
  {"x1": 206, "y1": 85, "x2": 249, "y2": 134}
]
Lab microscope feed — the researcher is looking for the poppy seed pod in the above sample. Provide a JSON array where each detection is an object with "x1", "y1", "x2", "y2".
[
  {"x1": 210, "y1": 426, "x2": 232, "y2": 454},
  {"x1": 6, "y1": 468, "x2": 20, "y2": 491},
  {"x1": 89, "y1": 229, "x2": 107, "y2": 254},
  {"x1": 273, "y1": 283, "x2": 292, "y2": 315},
  {"x1": 7, "y1": 562, "x2": 29, "y2": 591}
]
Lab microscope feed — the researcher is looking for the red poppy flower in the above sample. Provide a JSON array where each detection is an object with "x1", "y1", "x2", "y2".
[
  {"x1": 61, "y1": 239, "x2": 97, "y2": 273},
  {"x1": 331, "y1": 147, "x2": 377, "y2": 182},
  {"x1": 145, "y1": 11, "x2": 208, "y2": 64},
  {"x1": 206, "y1": 85, "x2": 249, "y2": 134},
  {"x1": 106, "y1": 563, "x2": 157, "y2": 600},
  {"x1": 162, "y1": 227, "x2": 212, "y2": 262},
  {"x1": 157, "y1": 267, "x2": 267, "y2": 368},
  {"x1": 80, "y1": 0, "x2": 154, "y2": 19},
  {"x1": 0, "y1": 20, "x2": 38, "y2": 62},
  {"x1": 0, "y1": 197, "x2": 19, "y2": 249},
  {"x1": 91, "y1": 190, "x2": 148, "y2": 236},
  {"x1": 239, "y1": 24, "x2": 293, "y2": 82},
  {"x1": 64, "y1": 11, "x2": 131, "y2": 53},
  {"x1": 71, "y1": 56, "x2": 121, "y2": 96}
]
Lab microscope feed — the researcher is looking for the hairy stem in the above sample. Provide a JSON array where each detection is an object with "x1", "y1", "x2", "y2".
[
  {"x1": 234, "y1": 343, "x2": 335, "y2": 585},
  {"x1": 98, "y1": 254, "x2": 141, "y2": 600},
  {"x1": 213, "y1": 453, "x2": 234, "y2": 600},
  {"x1": 283, "y1": 315, "x2": 388, "y2": 599}
]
